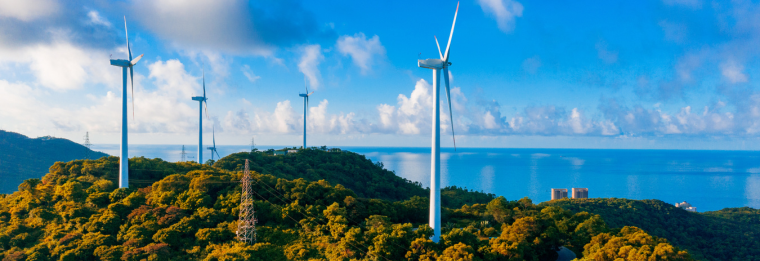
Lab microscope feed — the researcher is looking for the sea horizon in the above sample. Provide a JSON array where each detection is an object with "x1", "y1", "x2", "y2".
[{"x1": 90, "y1": 144, "x2": 760, "y2": 212}]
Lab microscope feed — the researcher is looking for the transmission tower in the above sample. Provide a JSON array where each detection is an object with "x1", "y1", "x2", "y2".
[
  {"x1": 250, "y1": 137, "x2": 255, "y2": 153},
  {"x1": 83, "y1": 132, "x2": 91, "y2": 159},
  {"x1": 180, "y1": 145, "x2": 187, "y2": 162},
  {"x1": 237, "y1": 159, "x2": 257, "y2": 244}
]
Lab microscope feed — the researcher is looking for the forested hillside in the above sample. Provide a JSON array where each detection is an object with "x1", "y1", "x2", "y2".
[
  {"x1": 0, "y1": 157, "x2": 693, "y2": 260},
  {"x1": 214, "y1": 149, "x2": 496, "y2": 208},
  {"x1": 542, "y1": 198, "x2": 760, "y2": 261},
  {"x1": 0, "y1": 130, "x2": 108, "y2": 194}
]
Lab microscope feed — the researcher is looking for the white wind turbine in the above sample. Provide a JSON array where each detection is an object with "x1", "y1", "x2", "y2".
[
  {"x1": 417, "y1": 2, "x2": 459, "y2": 243},
  {"x1": 192, "y1": 69, "x2": 210, "y2": 164},
  {"x1": 109, "y1": 17, "x2": 143, "y2": 189},
  {"x1": 299, "y1": 82, "x2": 314, "y2": 149},
  {"x1": 207, "y1": 126, "x2": 220, "y2": 162}
]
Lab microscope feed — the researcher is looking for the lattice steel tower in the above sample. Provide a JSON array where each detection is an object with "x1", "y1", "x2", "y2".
[
  {"x1": 180, "y1": 145, "x2": 187, "y2": 162},
  {"x1": 237, "y1": 159, "x2": 257, "y2": 244},
  {"x1": 83, "y1": 132, "x2": 92, "y2": 159}
]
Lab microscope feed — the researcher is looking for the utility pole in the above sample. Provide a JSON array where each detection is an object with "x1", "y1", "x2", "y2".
[
  {"x1": 83, "y1": 132, "x2": 91, "y2": 159},
  {"x1": 237, "y1": 159, "x2": 257, "y2": 244},
  {"x1": 180, "y1": 145, "x2": 187, "y2": 162}
]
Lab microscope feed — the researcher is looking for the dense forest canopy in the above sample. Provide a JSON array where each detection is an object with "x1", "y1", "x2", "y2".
[
  {"x1": 0, "y1": 130, "x2": 108, "y2": 194},
  {"x1": 0, "y1": 152, "x2": 702, "y2": 260},
  {"x1": 542, "y1": 198, "x2": 760, "y2": 261}
]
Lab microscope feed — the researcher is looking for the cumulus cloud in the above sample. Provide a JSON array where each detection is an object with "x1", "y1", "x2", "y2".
[
  {"x1": 337, "y1": 33, "x2": 386, "y2": 74},
  {"x1": 477, "y1": 0, "x2": 524, "y2": 33},
  {"x1": 0, "y1": 59, "x2": 205, "y2": 135},
  {"x1": 221, "y1": 99, "x2": 364, "y2": 135},
  {"x1": 0, "y1": 0, "x2": 59, "y2": 21},
  {"x1": 298, "y1": 44, "x2": 324, "y2": 89},
  {"x1": 131, "y1": 0, "x2": 335, "y2": 55},
  {"x1": 0, "y1": 40, "x2": 119, "y2": 91}
]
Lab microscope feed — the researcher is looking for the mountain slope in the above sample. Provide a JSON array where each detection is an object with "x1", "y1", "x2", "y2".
[
  {"x1": 0, "y1": 130, "x2": 108, "y2": 194},
  {"x1": 541, "y1": 198, "x2": 760, "y2": 261}
]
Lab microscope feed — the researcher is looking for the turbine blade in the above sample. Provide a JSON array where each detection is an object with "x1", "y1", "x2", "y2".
[
  {"x1": 202, "y1": 68, "x2": 206, "y2": 98},
  {"x1": 443, "y1": 2, "x2": 459, "y2": 62},
  {"x1": 212, "y1": 126, "x2": 216, "y2": 147},
  {"x1": 124, "y1": 16, "x2": 132, "y2": 61},
  {"x1": 204, "y1": 100, "x2": 209, "y2": 120},
  {"x1": 443, "y1": 68, "x2": 456, "y2": 151},
  {"x1": 131, "y1": 54, "x2": 143, "y2": 65},
  {"x1": 130, "y1": 66, "x2": 135, "y2": 119},
  {"x1": 308, "y1": 91, "x2": 314, "y2": 96},
  {"x1": 434, "y1": 36, "x2": 443, "y2": 59},
  {"x1": 215, "y1": 150, "x2": 220, "y2": 159}
]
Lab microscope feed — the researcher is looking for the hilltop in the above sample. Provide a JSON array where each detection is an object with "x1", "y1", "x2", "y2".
[
  {"x1": 0, "y1": 130, "x2": 108, "y2": 194},
  {"x1": 542, "y1": 198, "x2": 760, "y2": 261},
  {"x1": 214, "y1": 148, "x2": 496, "y2": 208}
]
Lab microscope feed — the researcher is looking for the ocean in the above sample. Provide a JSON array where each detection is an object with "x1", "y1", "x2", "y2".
[{"x1": 91, "y1": 144, "x2": 760, "y2": 212}]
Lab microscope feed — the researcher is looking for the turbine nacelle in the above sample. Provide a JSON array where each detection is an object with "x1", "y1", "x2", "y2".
[
  {"x1": 418, "y1": 59, "x2": 445, "y2": 69},
  {"x1": 191, "y1": 96, "x2": 207, "y2": 101},
  {"x1": 110, "y1": 59, "x2": 131, "y2": 67}
]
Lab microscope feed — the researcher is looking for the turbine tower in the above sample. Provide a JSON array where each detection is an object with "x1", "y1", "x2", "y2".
[
  {"x1": 192, "y1": 69, "x2": 209, "y2": 164},
  {"x1": 299, "y1": 83, "x2": 314, "y2": 149},
  {"x1": 417, "y1": 2, "x2": 459, "y2": 243},
  {"x1": 109, "y1": 17, "x2": 143, "y2": 189},
  {"x1": 207, "y1": 126, "x2": 220, "y2": 162}
]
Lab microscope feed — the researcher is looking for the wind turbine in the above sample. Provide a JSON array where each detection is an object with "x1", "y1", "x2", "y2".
[
  {"x1": 207, "y1": 126, "x2": 220, "y2": 163},
  {"x1": 192, "y1": 69, "x2": 209, "y2": 164},
  {"x1": 299, "y1": 82, "x2": 314, "y2": 149},
  {"x1": 109, "y1": 17, "x2": 143, "y2": 189},
  {"x1": 417, "y1": 2, "x2": 459, "y2": 243}
]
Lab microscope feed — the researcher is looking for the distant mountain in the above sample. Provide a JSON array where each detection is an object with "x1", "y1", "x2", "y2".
[{"x1": 0, "y1": 130, "x2": 108, "y2": 194}]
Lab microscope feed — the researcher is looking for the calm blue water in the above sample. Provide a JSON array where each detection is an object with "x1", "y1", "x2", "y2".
[{"x1": 91, "y1": 145, "x2": 760, "y2": 212}]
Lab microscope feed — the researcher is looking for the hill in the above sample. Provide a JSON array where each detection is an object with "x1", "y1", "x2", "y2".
[
  {"x1": 0, "y1": 130, "x2": 109, "y2": 194},
  {"x1": 541, "y1": 198, "x2": 760, "y2": 261},
  {"x1": 213, "y1": 148, "x2": 496, "y2": 208},
  {"x1": 0, "y1": 157, "x2": 692, "y2": 260}
]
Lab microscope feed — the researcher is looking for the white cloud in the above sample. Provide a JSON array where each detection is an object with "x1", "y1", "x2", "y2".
[
  {"x1": 337, "y1": 33, "x2": 386, "y2": 74},
  {"x1": 720, "y1": 60, "x2": 748, "y2": 83},
  {"x1": 130, "y1": 0, "x2": 333, "y2": 56},
  {"x1": 241, "y1": 65, "x2": 261, "y2": 83},
  {"x1": 0, "y1": 33, "x2": 119, "y2": 91},
  {"x1": 298, "y1": 44, "x2": 324, "y2": 89},
  {"x1": 87, "y1": 10, "x2": 111, "y2": 27},
  {"x1": 0, "y1": 0, "x2": 59, "y2": 21},
  {"x1": 477, "y1": 0, "x2": 524, "y2": 33}
]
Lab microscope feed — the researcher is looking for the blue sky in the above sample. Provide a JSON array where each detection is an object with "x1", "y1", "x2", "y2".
[{"x1": 1, "y1": 0, "x2": 760, "y2": 149}]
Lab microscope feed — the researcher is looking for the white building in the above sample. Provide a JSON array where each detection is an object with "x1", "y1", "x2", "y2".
[
  {"x1": 551, "y1": 189, "x2": 568, "y2": 200},
  {"x1": 675, "y1": 201, "x2": 697, "y2": 212},
  {"x1": 571, "y1": 188, "x2": 589, "y2": 199}
]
